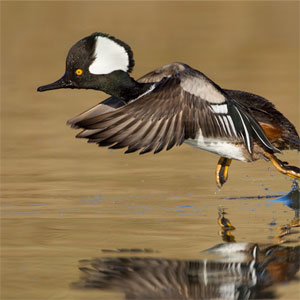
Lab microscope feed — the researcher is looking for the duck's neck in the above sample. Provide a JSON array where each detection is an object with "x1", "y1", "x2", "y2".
[{"x1": 97, "y1": 71, "x2": 152, "y2": 102}]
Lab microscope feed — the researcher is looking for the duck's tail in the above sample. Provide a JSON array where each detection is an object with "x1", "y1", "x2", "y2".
[
  {"x1": 282, "y1": 134, "x2": 300, "y2": 151},
  {"x1": 258, "y1": 122, "x2": 300, "y2": 152},
  {"x1": 285, "y1": 136, "x2": 300, "y2": 151}
]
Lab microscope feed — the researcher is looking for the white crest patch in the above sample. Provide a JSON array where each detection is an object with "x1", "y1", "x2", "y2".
[
  {"x1": 180, "y1": 76, "x2": 226, "y2": 103},
  {"x1": 89, "y1": 36, "x2": 129, "y2": 75}
]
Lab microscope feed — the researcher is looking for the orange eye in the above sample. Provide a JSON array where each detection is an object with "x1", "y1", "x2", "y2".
[{"x1": 75, "y1": 69, "x2": 83, "y2": 76}]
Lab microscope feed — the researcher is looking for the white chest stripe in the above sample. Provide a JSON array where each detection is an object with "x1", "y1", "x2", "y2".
[{"x1": 89, "y1": 36, "x2": 129, "y2": 75}]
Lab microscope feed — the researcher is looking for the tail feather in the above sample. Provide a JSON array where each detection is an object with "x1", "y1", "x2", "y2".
[{"x1": 284, "y1": 136, "x2": 300, "y2": 151}]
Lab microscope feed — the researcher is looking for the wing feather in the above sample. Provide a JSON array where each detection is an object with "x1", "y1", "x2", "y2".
[
  {"x1": 69, "y1": 62, "x2": 279, "y2": 155},
  {"x1": 67, "y1": 97, "x2": 126, "y2": 128},
  {"x1": 153, "y1": 116, "x2": 176, "y2": 154}
]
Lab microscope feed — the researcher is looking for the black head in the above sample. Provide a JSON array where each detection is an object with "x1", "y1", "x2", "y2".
[{"x1": 37, "y1": 32, "x2": 135, "y2": 92}]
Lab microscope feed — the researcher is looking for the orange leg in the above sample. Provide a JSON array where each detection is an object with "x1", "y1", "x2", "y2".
[
  {"x1": 216, "y1": 157, "x2": 232, "y2": 188},
  {"x1": 217, "y1": 208, "x2": 235, "y2": 230},
  {"x1": 217, "y1": 208, "x2": 236, "y2": 242},
  {"x1": 264, "y1": 152, "x2": 300, "y2": 180}
]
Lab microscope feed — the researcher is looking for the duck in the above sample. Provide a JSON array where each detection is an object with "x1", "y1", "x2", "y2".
[{"x1": 37, "y1": 32, "x2": 300, "y2": 187}]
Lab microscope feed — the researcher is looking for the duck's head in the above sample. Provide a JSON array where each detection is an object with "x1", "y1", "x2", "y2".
[{"x1": 37, "y1": 32, "x2": 135, "y2": 94}]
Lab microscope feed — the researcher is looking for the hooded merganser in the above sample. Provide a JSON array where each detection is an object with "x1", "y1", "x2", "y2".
[{"x1": 37, "y1": 32, "x2": 300, "y2": 187}]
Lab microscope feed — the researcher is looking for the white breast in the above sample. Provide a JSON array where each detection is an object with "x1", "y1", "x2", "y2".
[{"x1": 184, "y1": 130, "x2": 247, "y2": 162}]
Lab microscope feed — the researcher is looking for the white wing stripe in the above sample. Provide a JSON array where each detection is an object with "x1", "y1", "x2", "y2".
[
  {"x1": 217, "y1": 115, "x2": 227, "y2": 132},
  {"x1": 222, "y1": 115, "x2": 232, "y2": 135},
  {"x1": 251, "y1": 125, "x2": 274, "y2": 149},
  {"x1": 216, "y1": 114, "x2": 238, "y2": 138},
  {"x1": 226, "y1": 115, "x2": 237, "y2": 137},
  {"x1": 235, "y1": 108, "x2": 252, "y2": 153},
  {"x1": 211, "y1": 104, "x2": 228, "y2": 114}
]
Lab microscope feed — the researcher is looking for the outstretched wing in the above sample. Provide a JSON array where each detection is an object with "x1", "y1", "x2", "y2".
[
  {"x1": 73, "y1": 63, "x2": 278, "y2": 155},
  {"x1": 67, "y1": 62, "x2": 188, "y2": 128}
]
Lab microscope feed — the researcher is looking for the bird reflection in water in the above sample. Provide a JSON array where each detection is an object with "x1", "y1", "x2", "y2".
[
  {"x1": 72, "y1": 184, "x2": 300, "y2": 299},
  {"x1": 217, "y1": 207, "x2": 236, "y2": 242}
]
